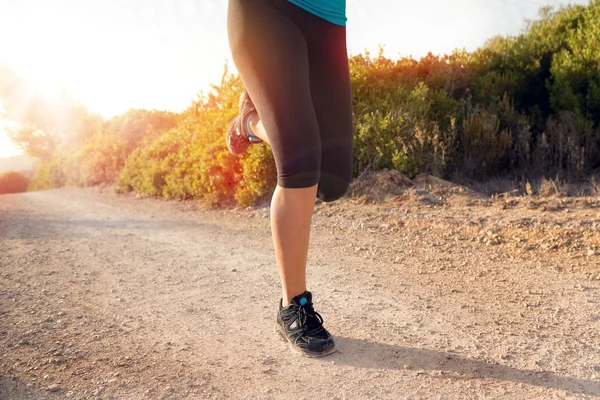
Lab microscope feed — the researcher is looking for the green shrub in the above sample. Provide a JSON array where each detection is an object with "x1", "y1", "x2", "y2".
[
  {"x1": 24, "y1": 1, "x2": 600, "y2": 204},
  {"x1": 458, "y1": 108, "x2": 511, "y2": 178},
  {"x1": 118, "y1": 72, "x2": 276, "y2": 206},
  {"x1": 29, "y1": 155, "x2": 66, "y2": 190},
  {"x1": 234, "y1": 144, "x2": 276, "y2": 206},
  {"x1": 352, "y1": 78, "x2": 458, "y2": 178}
]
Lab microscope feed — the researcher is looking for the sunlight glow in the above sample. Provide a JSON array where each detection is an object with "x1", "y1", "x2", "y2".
[
  {"x1": 0, "y1": 123, "x2": 22, "y2": 159},
  {"x1": 0, "y1": 0, "x2": 592, "y2": 119},
  {"x1": 18, "y1": 65, "x2": 68, "y2": 106},
  {"x1": 0, "y1": 99, "x2": 21, "y2": 158},
  {"x1": 0, "y1": 1, "x2": 227, "y2": 118}
]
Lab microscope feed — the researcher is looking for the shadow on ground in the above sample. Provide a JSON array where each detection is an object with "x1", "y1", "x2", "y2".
[{"x1": 330, "y1": 337, "x2": 599, "y2": 397}]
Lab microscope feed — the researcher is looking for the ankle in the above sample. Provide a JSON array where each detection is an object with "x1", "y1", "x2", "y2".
[
  {"x1": 244, "y1": 113, "x2": 254, "y2": 137},
  {"x1": 282, "y1": 295, "x2": 292, "y2": 307},
  {"x1": 244, "y1": 113, "x2": 259, "y2": 141},
  {"x1": 282, "y1": 290, "x2": 307, "y2": 307}
]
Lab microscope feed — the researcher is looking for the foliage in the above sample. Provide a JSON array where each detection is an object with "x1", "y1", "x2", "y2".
[
  {"x1": 18, "y1": 1, "x2": 600, "y2": 204},
  {"x1": 0, "y1": 66, "x2": 103, "y2": 160},
  {"x1": 0, "y1": 171, "x2": 30, "y2": 194},
  {"x1": 351, "y1": 73, "x2": 459, "y2": 177},
  {"x1": 28, "y1": 109, "x2": 177, "y2": 189},
  {"x1": 118, "y1": 73, "x2": 277, "y2": 206},
  {"x1": 29, "y1": 154, "x2": 67, "y2": 191}
]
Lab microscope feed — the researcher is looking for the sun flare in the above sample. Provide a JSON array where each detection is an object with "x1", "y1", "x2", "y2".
[
  {"x1": 20, "y1": 66, "x2": 68, "y2": 105},
  {"x1": 0, "y1": 125, "x2": 22, "y2": 159}
]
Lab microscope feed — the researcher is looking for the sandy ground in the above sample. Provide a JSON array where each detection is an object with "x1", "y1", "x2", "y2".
[{"x1": 1, "y1": 187, "x2": 600, "y2": 399}]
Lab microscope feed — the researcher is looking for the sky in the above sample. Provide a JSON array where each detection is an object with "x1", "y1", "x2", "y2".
[{"x1": 0, "y1": 0, "x2": 591, "y2": 158}]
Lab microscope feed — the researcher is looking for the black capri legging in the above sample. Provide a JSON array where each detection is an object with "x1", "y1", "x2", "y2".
[{"x1": 227, "y1": 0, "x2": 353, "y2": 202}]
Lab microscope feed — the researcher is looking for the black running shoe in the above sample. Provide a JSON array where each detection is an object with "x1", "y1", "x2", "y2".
[
  {"x1": 276, "y1": 291, "x2": 336, "y2": 357},
  {"x1": 226, "y1": 91, "x2": 262, "y2": 155}
]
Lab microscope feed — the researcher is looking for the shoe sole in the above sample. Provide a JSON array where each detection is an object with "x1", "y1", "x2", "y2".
[{"x1": 275, "y1": 324, "x2": 337, "y2": 358}]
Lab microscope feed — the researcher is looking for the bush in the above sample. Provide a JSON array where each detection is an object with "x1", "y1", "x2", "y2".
[
  {"x1": 352, "y1": 66, "x2": 460, "y2": 178},
  {"x1": 118, "y1": 72, "x2": 277, "y2": 206},
  {"x1": 25, "y1": 1, "x2": 600, "y2": 203},
  {"x1": 0, "y1": 171, "x2": 31, "y2": 194},
  {"x1": 29, "y1": 155, "x2": 66, "y2": 191}
]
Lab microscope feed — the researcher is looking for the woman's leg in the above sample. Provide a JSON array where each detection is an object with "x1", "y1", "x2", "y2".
[
  {"x1": 246, "y1": 114, "x2": 269, "y2": 145},
  {"x1": 270, "y1": 185, "x2": 316, "y2": 305},
  {"x1": 242, "y1": 14, "x2": 353, "y2": 301},
  {"x1": 242, "y1": 1, "x2": 353, "y2": 202},
  {"x1": 303, "y1": 13, "x2": 354, "y2": 202},
  {"x1": 228, "y1": 0, "x2": 320, "y2": 307},
  {"x1": 228, "y1": 0, "x2": 335, "y2": 357},
  {"x1": 246, "y1": 112, "x2": 315, "y2": 306}
]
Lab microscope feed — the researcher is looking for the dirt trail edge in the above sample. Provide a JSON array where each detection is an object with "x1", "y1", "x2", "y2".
[{"x1": 1, "y1": 188, "x2": 600, "y2": 399}]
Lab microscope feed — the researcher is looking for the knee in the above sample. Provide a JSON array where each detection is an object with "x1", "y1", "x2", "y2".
[
  {"x1": 277, "y1": 170, "x2": 321, "y2": 190},
  {"x1": 317, "y1": 174, "x2": 350, "y2": 202}
]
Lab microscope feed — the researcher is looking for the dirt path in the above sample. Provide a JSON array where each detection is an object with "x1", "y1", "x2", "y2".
[{"x1": 1, "y1": 188, "x2": 600, "y2": 399}]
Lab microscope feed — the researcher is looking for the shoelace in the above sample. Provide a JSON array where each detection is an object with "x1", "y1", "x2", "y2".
[{"x1": 296, "y1": 302, "x2": 325, "y2": 336}]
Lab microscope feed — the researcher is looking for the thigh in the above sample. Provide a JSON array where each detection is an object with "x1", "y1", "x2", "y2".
[
  {"x1": 304, "y1": 22, "x2": 354, "y2": 200},
  {"x1": 227, "y1": 0, "x2": 322, "y2": 188}
]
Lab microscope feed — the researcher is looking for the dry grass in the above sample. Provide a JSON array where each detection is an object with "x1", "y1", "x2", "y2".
[
  {"x1": 461, "y1": 176, "x2": 600, "y2": 198},
  {"x1": 591, "y1": 176, "x2": 600, "y2": 197}
]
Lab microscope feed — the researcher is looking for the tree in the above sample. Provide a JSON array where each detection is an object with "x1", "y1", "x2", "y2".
[{"x1": 0, "y1": 63, "x2": 104, "y2": 159}]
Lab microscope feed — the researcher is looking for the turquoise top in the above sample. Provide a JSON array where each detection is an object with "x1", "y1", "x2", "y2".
[{"x1": 287, "y1": 0, "x2": 347, "y2": 26}]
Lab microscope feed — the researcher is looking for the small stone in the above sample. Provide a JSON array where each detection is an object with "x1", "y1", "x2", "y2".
[
  {"x1": 46, "y1": 384, "x2": 61, "y2": 392},
  {"x1": 588, "y1": 249, "x2": 597, "y2": 257},
  {"x1": 262, "y1": 367, "x2": 277, "y2": 375}
]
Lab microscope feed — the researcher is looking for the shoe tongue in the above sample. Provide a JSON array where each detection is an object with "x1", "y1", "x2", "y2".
[
  {"x1": 292, "y1": 292, "x2": 325, "y2": 333},
  {"x1": 291, "y1": 291, "x2": 312, "y2": 307}
]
